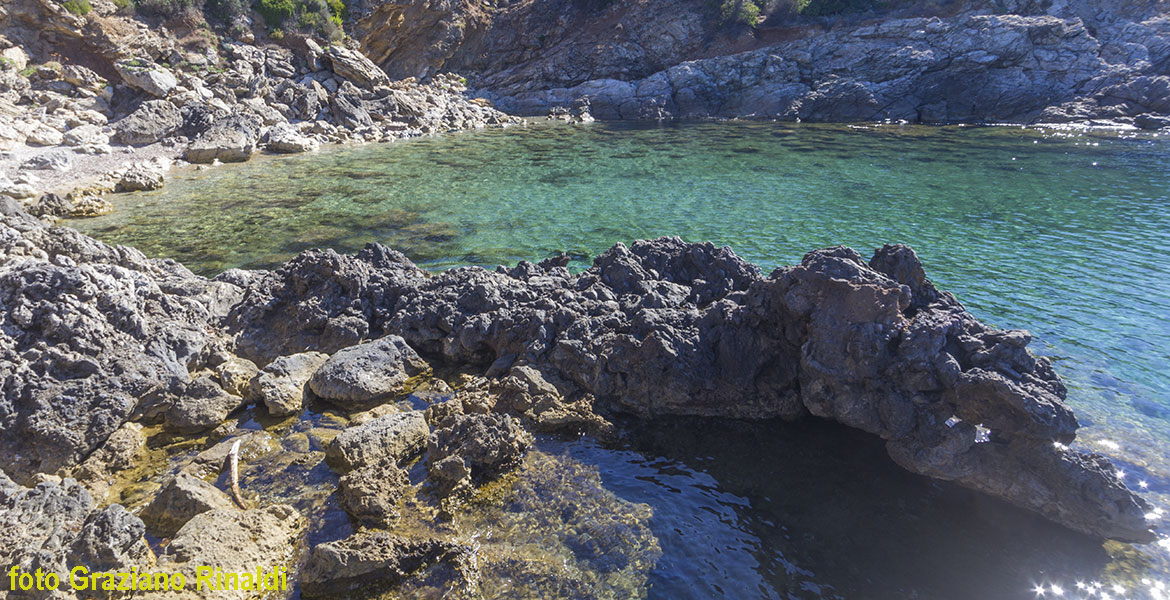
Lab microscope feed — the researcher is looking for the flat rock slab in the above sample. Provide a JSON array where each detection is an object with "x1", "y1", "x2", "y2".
[
  {"x1": 326, "y1": 411, "x2": 429, "y2": 472},
  {"x1": 309, "y1": 335, "x2": 430, "y2": 408}
]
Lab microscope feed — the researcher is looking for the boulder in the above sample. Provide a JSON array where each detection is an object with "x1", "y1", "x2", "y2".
[
  {"x1": 0, "y1": 476, "x2": 151, "y2": 580},
  {"x1": 116, "y1": 158, "x2": 169, "y2": 192},
  {"x1": 249, "y1": 351, "x2": 329, "y2": 416},
  {"x1": 325, "y1": 45, "x2": 392, "y2": 89},
  {"x1": 115, "y1": 59, "x2": 178, "y2": 98},
  {"x1": 214, "y1": 356, "x2": 259, "y2": 398},
  {"x1": 162, "y1": 376, "x2": 246, "y2": 433},
  {"x1": 426, "y1": 413, "x2": 532, "y2": 498},
  {"x1": 309, "y1": 336, "x2": 430, "y2": 407},
  {"x1": 0, "y1": 211, "x2": 213, "y2": 484},
  {"x1": 325, "y1": 411, "x2": 429, "y2": 472},
  {"x1": 139, "y1": 472, "x2": 237, "y2": 536},
  {"x1": 61, "y1": 64, "x2": 107, "y2": 93},
  {"x1": 21, "y1": 149, "x2": 73, "y2": 171},
  {"x1": 114, "y1": 99, "x2": 183, "y2": 145},
  {"x1": 185, "y1": 115, "x2": 261, "y2": 163},
  {"x1": 338, "y1": 463, "x2": 409, "y2": 527},
  {"x1": 62, "y1": 124, "x2": 109, "y2": 147},
  {"x1": 153, "y1": 505, "x2": 303, "y2": 600},
  {"x1": 263, "y1": 123, "x2": 320, "y2": 154}
]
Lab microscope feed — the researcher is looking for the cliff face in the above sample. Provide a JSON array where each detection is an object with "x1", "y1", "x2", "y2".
[{"x1": 351, "y1": 0, "x2": 1170, "y2": 125}]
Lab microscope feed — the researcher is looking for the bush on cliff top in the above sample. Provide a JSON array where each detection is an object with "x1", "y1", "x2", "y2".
[{"x1": 60, "y1": 0, "x2": 92, "y2": 15}]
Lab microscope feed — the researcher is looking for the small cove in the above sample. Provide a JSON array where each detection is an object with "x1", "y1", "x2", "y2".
[{"x1": 69, "y1": 121, "x2": 1170, "y2": 598}]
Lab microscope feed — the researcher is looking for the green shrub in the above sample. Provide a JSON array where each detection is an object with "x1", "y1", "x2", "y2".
[
  {"x1": 61, "y1": 0, "x2": 92, "y2": 15},
  {"x1": 719, "y1": 0, "x2": 761, "y2": 26},
  {"x1": 326, "y1": 0, "x2": 346, "y2": 24},
  {"x1": 111, "y1": 0, "x2": 134, "y2": 13},
  {"x1": 135, "y1": 0, "x2": 199, "y2": 17},
  {"x1": 800, "y1": 0, "x2": 888, "y2": 16},
  {"x1": 255, "y1": 0, "x2": 296, "y2": 28},
  {"x1": 206, "y1": 0, "x2": 247, "y2": 23}
]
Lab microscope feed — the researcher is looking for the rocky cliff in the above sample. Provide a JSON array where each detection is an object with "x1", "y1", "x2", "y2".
[{"x1": 349, "y1": 0, "x2": 1170, "y2": 126}]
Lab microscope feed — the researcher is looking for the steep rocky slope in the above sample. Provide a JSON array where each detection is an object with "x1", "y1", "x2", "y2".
[{"x1": 349, "y1": 0, "x2": 1170, "y2": 125}]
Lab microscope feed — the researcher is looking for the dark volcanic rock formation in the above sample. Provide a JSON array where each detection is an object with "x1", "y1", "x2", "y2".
[
  {"x1": 229, "y1": 235, "x2": 1155, "y2": 542},
  {"x1": 0, "y1": 201, "x2": 1155, "y2": 543}
]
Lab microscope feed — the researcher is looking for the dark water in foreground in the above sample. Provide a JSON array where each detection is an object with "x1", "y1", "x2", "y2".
[{"x1": 70, "y1": 121, "x2": 1170, "y2": 598}]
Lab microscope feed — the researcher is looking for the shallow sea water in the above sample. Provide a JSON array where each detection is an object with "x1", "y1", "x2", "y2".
[{"x1": 70, "y1": 121, "x2": 1170, "y2": 599}]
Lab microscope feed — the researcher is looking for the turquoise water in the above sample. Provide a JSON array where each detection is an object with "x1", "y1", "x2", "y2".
[{"x1": 69, "y1": 121, "x2": 1170, "y2": 597}]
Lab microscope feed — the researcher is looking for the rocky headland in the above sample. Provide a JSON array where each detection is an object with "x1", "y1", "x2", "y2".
[{"x1": 0, "y1": 195, "x2": 1157, "y2": 596}]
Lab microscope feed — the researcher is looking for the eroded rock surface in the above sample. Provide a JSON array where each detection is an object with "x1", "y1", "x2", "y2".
[
  {"x1": 309, "y1": 335, "x2": 430, "y2": 407},
  {"x1": 325, "y1": 411, "x2": 430, "y2": 472},
  {"x1": 0, "y1": 200, "x2": 1154, "y2": 546},
  {"x1": 226, "y1": 234, "x2": 1155, "y2": 542}
]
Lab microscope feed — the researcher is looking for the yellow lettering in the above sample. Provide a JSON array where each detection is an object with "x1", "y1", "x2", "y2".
[
  {"x1": 70, "y1": 566, "x2": 88, "y2": 590},
  {"x1": 197, "y1": 566, "x2": 213, "y2": 591}
]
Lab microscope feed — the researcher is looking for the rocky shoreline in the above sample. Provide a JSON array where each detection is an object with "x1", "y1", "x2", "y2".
[
  {"x1": 1, "y1": 0, "x2": 519, "y2": 217},
  {"x1": 0, "y1": 192, "x2": 1158, "y2": 596}
]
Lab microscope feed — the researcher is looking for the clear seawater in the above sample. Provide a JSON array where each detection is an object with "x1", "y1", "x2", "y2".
[{"x1": 69, "y1": 121, "x2": 1170, "y2": 599}]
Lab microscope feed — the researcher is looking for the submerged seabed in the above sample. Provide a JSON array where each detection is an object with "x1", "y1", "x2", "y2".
[{"x1": 71, "y1": 122, "x2": 1170, "y2": 599}]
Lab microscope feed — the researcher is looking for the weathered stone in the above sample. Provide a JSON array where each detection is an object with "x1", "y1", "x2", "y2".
[
  {"x1": 139, "y1": 472, "x2": 237, "y2": 536},
  {"x1": 338, "y1": 463, "x2": 408, "y2": 527},
  {"x1": 0, "y1": 210, "x2": 214, "y2": 484},
  {"x1": 114, "y1": 99, "x2": 183, "y2": 145},
  {"x1": 62, "y1": 124, "x2": 109, "y2": 147},
  {"x1": 326, "y1": 45, "x2": 392, "y2": 88},
  {"x1": 162, "y1": 376, "x2": 246, "y2": 433},
  {"x1": 263, "y1": 122, "x2": 319, "y2": 153},
  {"x1": 309, "y1": 335, "x2": 430, "y2": 408},
  {"x1": 115, "y1": 59, "x2": 178, "y2": 98},
  {"x1": 116, "y1": 158, "x2": 169, "y2": 192},
  {"x1": 214, "y1": 356, "x2": 259, "y2": 398},
  {"x1": 249, "y1": 351, "x2": 329, "y2": 416},
  {"x1": 153, "y1": 505, "x2": 303, "y2": 600},
  {"x1": 426, "y1": 413, "x2": 532, "y2": 498},
  {"x1": 300, "y1": 531, "x2": 472, "y2": 597},
  {"x1": 185, "y1": 115, "x2": 260, "y2": 163},
  {"x1": 326, "y1": 411, "x2": 429, "y2": 472}
]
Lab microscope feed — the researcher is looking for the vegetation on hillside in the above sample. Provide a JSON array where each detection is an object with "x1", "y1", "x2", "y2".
[
  {"x1": 718, "y1": 0, "x2": 914, "y2": 27},
  {"x1": 89, "y1": 0, "x2": 344, "y2": 40}
]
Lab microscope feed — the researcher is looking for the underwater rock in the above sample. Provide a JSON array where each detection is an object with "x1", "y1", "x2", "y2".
[
  {"x1": 338, "y1": 463, "x2": 409, "y2": 527},
  {"x1": 300, "y1": 531, "x2": 475, "y2": 597},
  {"x1": 325, "y1": 411, "x2": 430, "y2": 472},
  {"x1": 140, "y1": 472, "x2": 238, "y2": 537},
  {"x1": 426, "y1": 413, "x2": 533, "y2": 499},
  {"x1": 249, "y1": 351, "x2": 329, "y2": 417},
  {"x1": 308, "y1": 335, "x2": 430, "y2": 408}
]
